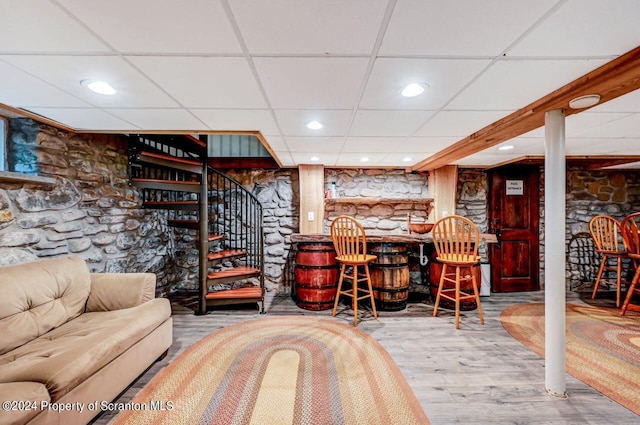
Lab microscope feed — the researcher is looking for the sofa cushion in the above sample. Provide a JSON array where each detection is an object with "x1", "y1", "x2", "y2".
[
  {"x1": 0, "y1": 256, "x2": 91, "y2": 356},
  {"x1": 0, "y1": 298, "x2": 171, "y2": 401},
  {"x1": 0, "y1": 382, "x2": 50, "y2": 425}
]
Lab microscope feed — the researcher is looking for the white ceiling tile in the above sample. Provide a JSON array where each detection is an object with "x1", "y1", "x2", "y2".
[
  {"x1": 376, "y1": 153, "x2": 430, "y2": 167},
  {"x1": 335, "y1": 152, "x2": 387, "y2": 167},
  {"x1": 261, "y1": 136, "x2": 287, "y2": 152},
  {"x1": 565, "y1": 137, "x2": 620, "y2": 154},
  {"x1": 109, "y1": 109, "x2": 207, "y2": 130},
  {"x1": 342, "y1": 137, "x2": 407, "y2": 153},
  {"x1": 286, "y1": 137, "x2": 344, "y2": 153},
  {"x1": 415, "y1": 110, "x2": 512, "y2": 137},
  {"x1": 571, "y1": 112, "x2": 640, "y2": 138},
  {"x1": 508, "y1": 0, "x2": 640, "y2": 57},
  {"x1": 405, "y1": 137, "x2": 461, "y2": 152},
  {"x1": 453, "y1": 152, "x2": 522, "y2": 166},
  {"x1": 448, "y1": 59, "x2": 610, "y2": 110},
  {"x1": 380, "y1": 0, "x2": 558, "y2": 56},
  {"x1": 590, "y1": 89, "x2": 640, "y2": 113},
  {"x1": 0, "y1": 61, "x2": 88, "y2": 108},
  {"x1": 291, "y1": 152, "x2": 338, "y2": 166},
  {"x1": 128, "y1": 56, "x2": 266, "y2": 108},
  {"x1": 3, "y1": 55, "x2": 178, "y2": 108},
  {"x1": 586, "y1": 138, "x2": 640, "y2": 155},
  {"x1": 24, "y1": 108, "x2": 138, "y2": 131},
  {"x1": 191, "y1": 109, "x2": 280, "y2": 135},
  {"x1": 276, "y1": 151, "x2": 297, "y2": 167},
  {"x1": 0, "y1": 0, "x2": 110, "y2": 52},
  {"x1": 230, "y1": 0, "x2": 387, "y2": 54},
  {"x1": 59, "y1": 0, "x2": 242, "y2": 54},
  {"x1": 275, "y1": 110, "x2": 352, "y2": 137},
  {"x1": 495, "y1": 138, "x2": 545, "y2": 155},
  {"x1": 566, "y1": 112, "x2": 633, "y2": 136},
  {"x1": 349, "y1": 110, "x2": 435, "y2": 137},
  {"x1": 291, "y1": 152, "x2": 330, "y2": 165},
  {"x1": 254, "y1": 57, "x2": 369, "y2": 109},
  {"x1": 360, "y1": 58, "x2": 491, "y2": 110}
]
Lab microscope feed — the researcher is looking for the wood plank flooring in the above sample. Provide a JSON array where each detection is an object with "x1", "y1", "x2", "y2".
[{"x1": 93, "y1": 290, "x2": 639, "y2": 425}]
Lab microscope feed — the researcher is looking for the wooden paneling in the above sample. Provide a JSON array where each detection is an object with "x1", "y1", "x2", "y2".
[
  {"x1": 429, "y1": 165, "x2": 458, "y2": 221},
  {"x1": 298, "y1": 164, "x2": 324, "y2": 234}
]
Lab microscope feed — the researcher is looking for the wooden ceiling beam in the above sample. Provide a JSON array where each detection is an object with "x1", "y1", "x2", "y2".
[{"x1": 412, "y1": 45, "x2": 640, "y2": 172}]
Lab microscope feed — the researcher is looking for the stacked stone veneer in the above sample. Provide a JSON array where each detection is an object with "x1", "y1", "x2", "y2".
[
  {"x1": 0, "y1": 119, "x2": 175, "y2": 294},
  {"x1": 455, "y1": 169, "x2": 490, "y2": 261},
  {"x1": 216, "y1": 169, "x2": 299, "y2": 293},
  {"x1": 565, "y1": 167, "x2": 640, "y2": 290},
  {"x1": 324, "y1": 168, "x2": 430, "y2": 233}
]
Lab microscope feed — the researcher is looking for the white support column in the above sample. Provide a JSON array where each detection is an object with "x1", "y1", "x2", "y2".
[{"x1": 544, "y1": 109, "x2": 567, "y2": 397}]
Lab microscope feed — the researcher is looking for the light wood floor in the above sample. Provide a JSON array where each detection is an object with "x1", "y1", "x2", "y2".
[{"x1": 94, "y1": 289, "x2": 639, "y2": 425}]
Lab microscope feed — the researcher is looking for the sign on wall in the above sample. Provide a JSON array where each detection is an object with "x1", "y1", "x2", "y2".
[{"x1": 506, "y1": 180, "x2": 524, "y2": 195}]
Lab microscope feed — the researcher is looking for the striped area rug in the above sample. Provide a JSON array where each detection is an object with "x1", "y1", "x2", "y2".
[
  {"x1": 113, "y1": 316, "x2": 429, "y2": 425},
  {"x1": 501, "y1": 302, "x2": 640, "y2": 415}
]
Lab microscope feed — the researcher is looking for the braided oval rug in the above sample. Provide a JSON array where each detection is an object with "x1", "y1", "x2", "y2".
[
  {"x1": 501, "y1": 302, "x2": 640, "y2": 415},
  {"x1": 113, "y1": 316, "x2": 429, "y2": 425}
]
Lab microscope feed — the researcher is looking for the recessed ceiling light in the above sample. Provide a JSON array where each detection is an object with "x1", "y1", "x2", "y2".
[
  {"x1": 360, "y1": 157, "x2": 370, "y2": 162},
  {"x1": 80, "y1": 79, "x2": 116, "y2": 95},
  {"x1": 498, "y1": 145, "x2": 514, "y2": 151},
  {"x1": 403, "y1": 157, "x2": 413, "y2": 162},
  {"x1": 568, "y1": 94, "x2": 601, "y2": 109},
  {"x1": 401, "y1": 83, "x2": 428, "y2": 98},
  {"x1": 306, "y1": 120, "x2": 324, "y2": 130},
  {"x1": 310, "y1": 156, "x2": 319, "y2": 161}
]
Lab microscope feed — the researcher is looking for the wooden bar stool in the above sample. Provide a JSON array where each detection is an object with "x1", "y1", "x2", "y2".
[
  {"x1": 589, "y1": 215, "x2": 628, "y2": 307},
  {"x1": 619, "y1": 212, "x2": 640, "y2": 315},
  {"x1": 330, "y1": 215, "x2": 378, "y2": 326},
  {"x1": 432, "y1": 215, "x2": 484, "y2": 329}
]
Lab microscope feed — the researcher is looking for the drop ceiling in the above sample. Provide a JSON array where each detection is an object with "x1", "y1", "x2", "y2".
[{"x1": 0, "y1": 0, "x2": 639, "y2": 169}]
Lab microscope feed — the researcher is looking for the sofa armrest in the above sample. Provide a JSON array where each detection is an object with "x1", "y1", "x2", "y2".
[{"x1": 86, "y1": 273, "x2": 157, "y2": 312}]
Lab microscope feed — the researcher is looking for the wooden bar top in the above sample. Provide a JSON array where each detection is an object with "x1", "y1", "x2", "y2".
[{"x1": 291, "y1": 233, "x2": 498, "y2": 244}]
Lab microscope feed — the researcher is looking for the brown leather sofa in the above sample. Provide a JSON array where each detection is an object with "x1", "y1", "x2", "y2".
[{"x1": 0, "y1": 256, "x2": 173, "y2": 425}]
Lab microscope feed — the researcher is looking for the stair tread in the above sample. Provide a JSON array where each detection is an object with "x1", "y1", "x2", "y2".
[
  {"x1": 137, "y1": 151, "x2": 202, "y2": 166},
  {"x1": 184, "y1": 134, "x2": 207, "y2": 149},
  {"x1": 207, "y1": 266, "x2": 261, "y2": 280},
  {"x1": 144, "y1": 200, "x2": 198, "y2": 206},
  {"x1": 167, "y1": 219, "x2": 200, "y2": 230},
  {"x1": 205, "y1": 286, "x2": 262, "y2": 300},
  {"x1": 208, "y1": 249, "x2": 246, "y2": 261},
  {"x1": 131, "y1": 178, "x2": 200, "y2": 185}
]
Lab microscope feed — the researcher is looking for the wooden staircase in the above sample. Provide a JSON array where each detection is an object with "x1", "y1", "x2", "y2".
[{"x1": 129, "y1": 134, "x2": 265, "y2": 314}]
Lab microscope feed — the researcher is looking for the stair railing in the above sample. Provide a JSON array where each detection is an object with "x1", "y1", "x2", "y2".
[{"x1": 206, "y1": 167, "x2": 264, "y2": 280}]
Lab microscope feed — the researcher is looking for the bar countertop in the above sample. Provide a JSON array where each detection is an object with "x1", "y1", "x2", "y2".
[{"x1": 291, "y1": 233, "x2": 498, "y2": 244}]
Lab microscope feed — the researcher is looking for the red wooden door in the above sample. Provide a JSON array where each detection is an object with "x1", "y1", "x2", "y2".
[{"x1": 489, "y1": 166, "x2": 540, "y2": 292}]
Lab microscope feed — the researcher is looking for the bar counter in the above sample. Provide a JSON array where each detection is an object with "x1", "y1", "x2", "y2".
[{"x1": 291, "y1": 232, "x2": 498, "y2": 244}]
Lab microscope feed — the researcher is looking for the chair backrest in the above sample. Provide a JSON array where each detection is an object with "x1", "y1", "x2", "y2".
[
  {"x1": 620, "y1": 212, "x2": 640, "y2": 257},
  {"x1": 432, "y1": 215, "x2": 480, "y2": 259},
  {"x1": 589, "y1": 215, "x2": 625, "y2": 253},
  {"x1": 330, "y1": 215, "x2": 367, "y2": 257}
]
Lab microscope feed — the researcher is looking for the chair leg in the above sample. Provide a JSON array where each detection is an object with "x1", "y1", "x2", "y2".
[
  {"x1": 455, "y1": 266, "x2": 461, "y2": 329},
  {"x1": 471, "y1": 271, "x2": 485, "y2": 325},
  {"x1": 616, "y1": 255, "x2": 622, "y2": 308},
  {"x1": 621, "y1": 265, "x2": 640, "y2": 316},
  {"x1": 353, "y1": 265, "x2": 358, "y2": 327},
  {"x1": 364, "y1": 263, "x2": 378, "y2": 320},
  {"x1": 592, "y1": 254, "x2": 608, "y2": 300},
  {"x1": 332, "y1": 263, "x2": 347, "y2": 318},
  {"x1": 433, "y1": 263, "x2": 447, "y2": 317}
]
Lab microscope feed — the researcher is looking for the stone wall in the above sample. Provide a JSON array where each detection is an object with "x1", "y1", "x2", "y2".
[
  {"x1": 0, "y1": 119, "x2": 175, "y2": 294},
  {"x1": 456, "y1": 169, "x2": 490, "y2": 261},
  {"x1": 324, "y1": 168, "x2": 430, "y2": 233},
  {"x1": 565, "y1": 167, "x2": 640, "y2": 290},
  {"x1": 220, "y1": 168, "x2": 299, "y2": 293}
]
